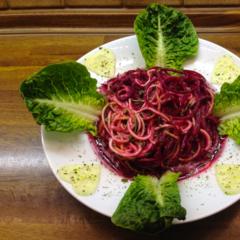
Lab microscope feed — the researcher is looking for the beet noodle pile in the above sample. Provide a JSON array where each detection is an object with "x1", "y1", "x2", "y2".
[{"x1": 94, "y1": 67, "x2": 224, "y2": 179}]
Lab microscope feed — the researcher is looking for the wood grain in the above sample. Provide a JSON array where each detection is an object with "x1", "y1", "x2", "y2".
[
  {"x1": 8, "y1": 0, "x2": 64, "y2": 9},
  {"x1": 0, "y1": 0, "x2": 7, "y2": 9},
  {"x1": 1, "y1": 0, "x2": 240, "y2": 10},
  {"x1": 122, "y1": 0, "x2": 182, "y2": 7},
  {"x1": 65, "y1": 0, "x2": 122, "y2": 7},
  {"x1": 184, "y1": 0, "x2": 240, "y2": 6},
  {"x1": 0, "y1": 8, "x2": 239, "y2": 33},
  {"x1": 0, "y1": 5, "x2": 239, "y2": 240},
  {"x1": 0, "y1": 31, "x2": 239, "y2": 240}
]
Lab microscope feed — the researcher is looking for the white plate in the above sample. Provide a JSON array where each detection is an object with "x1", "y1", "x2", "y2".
[{"x1": 42, "y1": 36, "x2": 240, "y2": 224}]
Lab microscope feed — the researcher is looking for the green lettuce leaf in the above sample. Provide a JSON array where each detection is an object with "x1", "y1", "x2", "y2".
[
  {"x1": 111, "y1": 171, "x2": 186, "y2": 233},
  {"x1": 214, "y1": 76, "x2": 240, "y2": 117},
  {"x1": 134, "y1": 4, "x2": 198, "y2": 69},
  {"x1": 218, "y1": 118, "x2": 240, "y2": 144},
  {"x1": 214, "y1": 75, "x2": 240, "y2": 142},
  {"x1": 20, "y1": 61, "x2": 105, "y2": 135}
]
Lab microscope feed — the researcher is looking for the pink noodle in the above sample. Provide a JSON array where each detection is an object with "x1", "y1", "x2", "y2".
[{"x1": 93, "y1": 67, "x2": 226, "y2": 179}]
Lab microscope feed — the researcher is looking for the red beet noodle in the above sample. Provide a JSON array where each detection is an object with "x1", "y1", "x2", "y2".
[{"x1": 92, "y1": 67, "x2": 225, "y2": 179}]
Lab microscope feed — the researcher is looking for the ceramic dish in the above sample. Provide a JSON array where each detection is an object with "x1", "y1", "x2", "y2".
[{"x1": 42, "y1": 35, "x2": 240, "y2": 223}]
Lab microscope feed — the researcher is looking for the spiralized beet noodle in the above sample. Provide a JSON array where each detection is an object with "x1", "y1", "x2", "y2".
[{"x1": 92, "y1": 67, "x2": 225, "y2": 179}]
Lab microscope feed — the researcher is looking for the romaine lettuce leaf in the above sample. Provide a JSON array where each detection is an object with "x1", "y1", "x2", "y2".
[
  {"x1": 218, "y1": 118, "x2": 240, "y2": 144},
  {"x1": 214, "y1": 75, "x2": 240, "y2": 142},
  {"x1": 111, "y1": 171, "x2": 186, "y2": 233},
  {"x1": 214, "y1": 76, "x2": 240, "y2": 117},
  {"x1": 20, "y1": 61, "x2": 105, "y2": 135},
  {"x1": 134, "y1": 4, "x2": 198, "y2": 69}
]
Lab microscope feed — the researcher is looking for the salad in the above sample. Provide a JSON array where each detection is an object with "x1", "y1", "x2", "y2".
[
  {"x1": 95, "y1": 67, "x2": 224, "y2": 179},
  {"x1": 20, "y1": 4, "x2": 240, "y2": 234}
]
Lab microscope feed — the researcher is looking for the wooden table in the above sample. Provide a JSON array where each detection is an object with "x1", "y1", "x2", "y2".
[{"x1": 0, "y1": 9, "x2": 240, "y2": 240}]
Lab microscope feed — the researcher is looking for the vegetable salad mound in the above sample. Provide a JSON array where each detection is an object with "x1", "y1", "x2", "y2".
[{"x1": 93, "y1": 67, "x2": 225, "y2": 179}]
